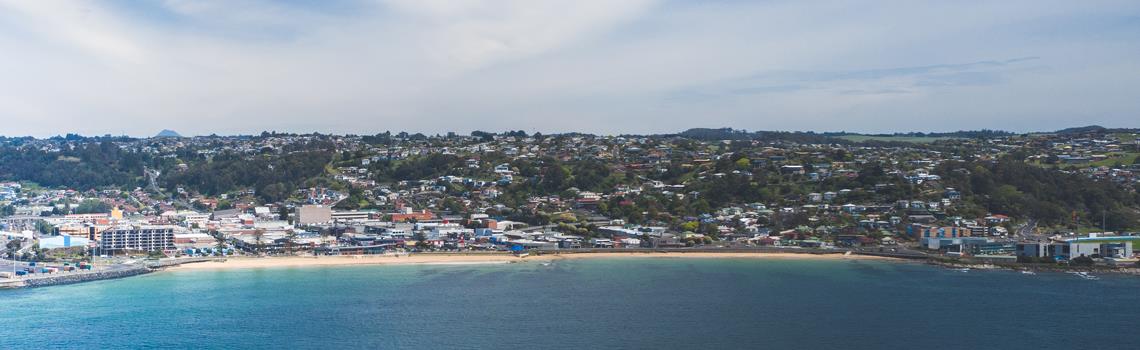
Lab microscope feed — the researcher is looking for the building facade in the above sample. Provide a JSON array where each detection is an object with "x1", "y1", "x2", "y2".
[
  {"x1": 99, "y1": 226, "x2": 177, "y2": 254},
  {"x1": 296, "y1": 205, "x2": 333, "y2": 225}
]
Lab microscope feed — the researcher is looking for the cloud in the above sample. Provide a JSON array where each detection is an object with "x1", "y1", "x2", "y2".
[
  {"x1": 0, "y1": 0, "x2": 1137, "y2": 136},
  {"x1": 676, "y1": 56, "x2": 1044, "y2": 99},
  {"x1": 0, "y1": 1, "x2": 148, "y2": 64}
]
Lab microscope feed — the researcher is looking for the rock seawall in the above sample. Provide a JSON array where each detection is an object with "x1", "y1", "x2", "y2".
[{"x1": 20, "y1": 267, "x2": 151, "y2": 288}]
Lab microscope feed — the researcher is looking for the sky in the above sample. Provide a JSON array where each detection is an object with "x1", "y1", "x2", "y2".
[{"x1": 0, "y1": 0, "x2": 1138, "y2": 137}]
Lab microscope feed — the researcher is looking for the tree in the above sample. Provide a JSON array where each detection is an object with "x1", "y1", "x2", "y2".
[
  {"x1": 284, "y1": 230, "x2": 299, "y2": 255},
  {"x1": 35, "y1": 220, "x2": 54, "y2": 235},
  {"x1": 471, "y1": 131, "x2": 495, "y2": 142},
  {"x1": 680, "y1": 221, "x2": 700, "y2": 232},
  {"x1": 541, "y1": 165, "x2": 569, "y2": 193},
  {"x1": 335, "y1": 187, "x2": 369, "y2": 210},
  {"x1": 216, "y1": 199, "x2": 234, "y2": 210},
  {"x1": 147, "y1": 250, "x2": 166, "y2": 259},
  {"x1": 278, "y1": 206, "x2": 291, "y2": 222},
  {"x1": 1045, "y1": 153, "x2": 1060, "y2": 164},
  {"x1": 734, "y1": 157, "x2": 751, "y2": 170},
  {"x1": 1070, "y1": 255, "x2": 1095, "y2": 266},
  {"x1": 412, "y1": 231, "x2": 429, "y2": 250},
  {"x1": 442, "y1": 197, "x2": 465, "y2": 214},
  {"x1": 73, "y1": 200, "x2": 111, "y2": 214},
  {"x1": 209, "y1": 230, "x2": 228, "y2": 254},
  {"x1": 252, "y1": 229, "x2": 266, "y2": 256},
  {"x1": 691, "y1": 199, "x2": 712, "y2": 216},
  {"x1": 5, "y1": 239, "x2": 21, "y2": 259}
]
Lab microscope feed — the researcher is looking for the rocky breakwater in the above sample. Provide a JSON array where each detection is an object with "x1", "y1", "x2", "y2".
[{"x1": 19, "y1": 266, "x2": 151, "y2": 288}]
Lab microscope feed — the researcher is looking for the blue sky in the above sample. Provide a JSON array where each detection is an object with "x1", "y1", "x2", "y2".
[{"x1": 0, "y1": 0, "x2": 1137, "y2": 137}]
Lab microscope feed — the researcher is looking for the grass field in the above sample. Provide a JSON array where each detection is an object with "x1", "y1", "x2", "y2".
[
  {"x1": 17, "y1": 181, "x2": 45, "y2": 190},
  {"x1": 836, "y1": 135, "x2": 960, "y2": 143},
  {"x1": 1031, "y1": 152, "x2": 1138, "y2": 169},
  {"x1": 1089, "y1": 152, "x2": 1139, "y2": 168}
]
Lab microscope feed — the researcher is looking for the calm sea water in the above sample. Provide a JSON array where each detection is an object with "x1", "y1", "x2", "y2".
[{"x1": 1, "y1": 258, "x2": 1135, "y2": 349}]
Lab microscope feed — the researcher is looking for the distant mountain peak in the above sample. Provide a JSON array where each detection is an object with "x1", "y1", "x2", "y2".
[{"x1": 155, "y1": 129, "x2": 182, "y2": 138}]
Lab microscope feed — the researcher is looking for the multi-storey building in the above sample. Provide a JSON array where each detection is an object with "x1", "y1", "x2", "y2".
[{"x1": 99, "y1": 226, "x2": 177, "y2": 254}]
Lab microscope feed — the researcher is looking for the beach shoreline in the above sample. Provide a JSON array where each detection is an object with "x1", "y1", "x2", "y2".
[{"x1": 163, "y1": 251, "x2": 900, "y2": 271}]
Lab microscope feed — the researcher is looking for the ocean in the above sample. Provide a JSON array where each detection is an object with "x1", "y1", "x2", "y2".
[{"x1": 1, "y1": 258, "x2": 1135, "y2": 349}]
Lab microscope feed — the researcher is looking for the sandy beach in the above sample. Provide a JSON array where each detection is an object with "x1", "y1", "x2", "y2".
[{"x1": 165, "y1": 251, "x2": 898, "y2": 271}]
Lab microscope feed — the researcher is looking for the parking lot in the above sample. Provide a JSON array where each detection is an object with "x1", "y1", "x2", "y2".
[{"x1": 0, "y1": 258, "x2": 32, "y2": 276}]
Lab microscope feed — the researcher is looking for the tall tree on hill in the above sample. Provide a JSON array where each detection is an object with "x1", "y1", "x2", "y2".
[{"x1": 542, "y1": 165, "x2": 569, "y2": 193}]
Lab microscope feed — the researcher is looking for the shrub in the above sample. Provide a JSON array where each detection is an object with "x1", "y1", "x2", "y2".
[{"x1": 1070, "y1": 255, "x2": 1095, "y2": 266}]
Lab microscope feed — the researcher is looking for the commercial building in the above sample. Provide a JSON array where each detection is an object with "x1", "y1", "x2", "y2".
[
  {"x1": 909, "y1": 225, "x2": 970, "y2": 239},
  {"x1": 331, "y1": 210, "x2": 375, "y2": 222},
  {"x1": 967, "y1": 241, "x2": 1017, "y2": 255},
  {"x1": 39, "y1": 235, "x2": 91, "y2": 249},
  {"x1": 296, "y1": 205, "x2": 333, "y2": 225},
  {"x1": 99, "y1": 226, "x2": 177, "y2": 254},
  {"x1": 1051, "y1": 240, "x2": 1133, "y2": 259},
  {"x1": 1016, "y1": 243, "x2": 1051, "y2": 258},
  {"x1": 390, "y1": 209, "x2": 434, "y2": 222}
]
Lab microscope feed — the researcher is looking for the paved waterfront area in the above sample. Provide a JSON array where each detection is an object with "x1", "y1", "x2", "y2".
[
  {"x1": 0, "y1": 258, "x2": 30, "y2": 275},
  {"x1": 1, "y1": 258, "x2": 143, "y2": 284}
]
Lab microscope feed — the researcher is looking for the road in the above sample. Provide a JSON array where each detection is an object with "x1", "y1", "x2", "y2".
[{"x1": 1017, "y1": 219, "x2": 1036, "y2": 236}]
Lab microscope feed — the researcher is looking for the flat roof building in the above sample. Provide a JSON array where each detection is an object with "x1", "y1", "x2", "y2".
[
  {"x1": 296, "y1": 205, "x2": 333, "y2": 225},
  {"x1": 99, "y1": 226, "x2": 177, "y2": 255}
]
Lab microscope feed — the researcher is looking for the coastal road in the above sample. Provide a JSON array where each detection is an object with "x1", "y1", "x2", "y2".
[
  {"x1": 1017, "y1": 219, "x2": 1040, "y2": 240},
  {"x1": 0, "y1": 258, "x2": 26, "y2": 275}
]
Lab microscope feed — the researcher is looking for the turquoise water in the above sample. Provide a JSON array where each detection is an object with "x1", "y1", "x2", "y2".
[{"x1": 1, "y1": 258, "x2": 1136, "y2": 349}]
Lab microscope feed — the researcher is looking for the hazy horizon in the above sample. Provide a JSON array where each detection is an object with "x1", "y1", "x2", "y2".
[
  {"x1": 2, "y1": 1, "x2": 1138, "y2": 137},
  {"x1": 3, "y1": 124, "x2": 1133, "y2": 140}
]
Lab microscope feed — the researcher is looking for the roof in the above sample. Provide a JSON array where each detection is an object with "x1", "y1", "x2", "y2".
[
  {"x1": 1066, "y1": 236, "x2": 1140, "y2": 243},
  {"x1": 1, "y1": 231, "x2": 33, "y2": 239},
  {"x1": 39, "y1": 235, "x2": 91, "y2": 249}
]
